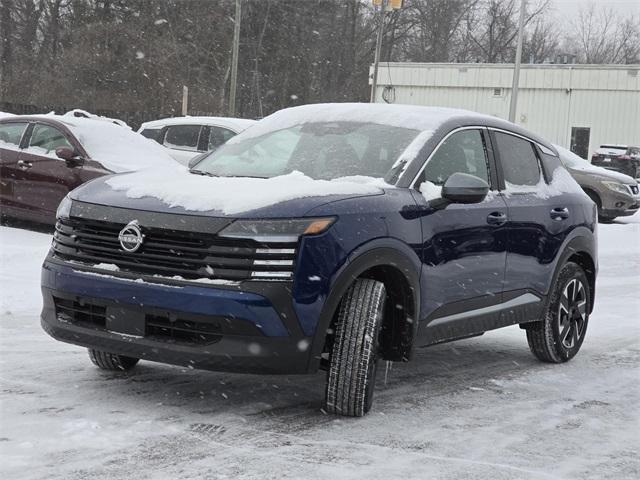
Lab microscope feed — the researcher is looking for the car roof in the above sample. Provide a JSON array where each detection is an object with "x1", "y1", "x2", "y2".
[
  {"x1": 237, "y1": 103, "x2": 556, "y2": 153},
  {"x1": 139, "y1": 116, "x2": 256, "y2": 132}
]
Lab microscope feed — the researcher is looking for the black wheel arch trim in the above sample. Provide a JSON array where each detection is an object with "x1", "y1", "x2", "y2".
[
  {"x1": 548, "y1": 227, "x2": 597, "y2": 314},
  {"x1": 307, "y1": 238, "x2": 422, "y2": 372}
]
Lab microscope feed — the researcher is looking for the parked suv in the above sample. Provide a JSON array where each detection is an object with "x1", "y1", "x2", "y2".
[
  {"x1": 41, "y1": 104, "x2": 597, "y2": 417},
  {"x1": 591, "y1": 144, "x2": 640, "y2": 180},
  {"x1": 556, "y1": 145, "x2": 639, "y2": 222}
]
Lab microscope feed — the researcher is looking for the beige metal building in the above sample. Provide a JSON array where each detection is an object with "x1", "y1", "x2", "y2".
[{"x1": 371, "y1": 63, "x2": 640, "y2": 159}]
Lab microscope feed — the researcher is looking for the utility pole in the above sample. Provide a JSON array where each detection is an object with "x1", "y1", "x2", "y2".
[
  {"x1": 229, "y1": 0, "x2": 242, "y2": 117},
  {"x1": 370, "y1": 1, "x2": 386, "y2": 103},
  {"x1": 370, "y1": 0, "x2": 403, "y2": 103},
  {"x1": 181, "y1": 86, "x2": 188, "y2": 116},
  {"x1": 509, "y1": 0, "x2": 526, "y2": 123}
]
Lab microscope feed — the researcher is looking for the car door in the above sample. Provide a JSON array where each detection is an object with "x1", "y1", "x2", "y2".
[
  {"x1": 13, "y1": 122, "x2": 84, "y2": 222},
  {"x1": 489, "y1": 129, "x2": 566, "y2": 322},
  {"x1": 0, "y1": 121, "x2": 30, "y2": 213},
  {"x1": 413, "y1": 127, "x2": 509, "y2": 345}
]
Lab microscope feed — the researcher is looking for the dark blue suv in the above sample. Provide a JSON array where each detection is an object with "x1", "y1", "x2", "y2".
[{"x1": 41, "y1": 104, "x2": 597, "y2": 417}]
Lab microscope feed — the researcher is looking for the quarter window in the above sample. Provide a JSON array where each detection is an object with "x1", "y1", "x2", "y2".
[
  {"x1": 494, "y1": 132, "x2": 541, "y2": 187},
  {"x1": 164, "y1": 125, "x2": 202, "y2": 151},
  {"x1": 418, "y1": 129, "x2": 490, "y2": 186},
  {"x1": 0, "y1": 123, "x2": 28, "y2": 147},
  {"x1": 29, "y1": 124, "x2": 73, "y2": 153}
]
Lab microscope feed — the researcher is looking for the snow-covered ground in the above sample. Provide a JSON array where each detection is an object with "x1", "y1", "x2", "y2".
[{"x1": 1, "y1": 215, "x2": 638, "y2": 479}]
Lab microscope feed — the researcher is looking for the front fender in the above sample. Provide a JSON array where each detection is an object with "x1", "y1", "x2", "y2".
[{"x1": 305, "y1": 238, "x2": 422, "y2": 372}]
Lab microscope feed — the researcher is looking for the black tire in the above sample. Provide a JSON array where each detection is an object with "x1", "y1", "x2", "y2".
[
  {"x1": 526, "y1": 262, "x2": 590, "y2": 363},
  {"x1": 325, "y1": 278, "x2": 386, "y2": 417},
  {"x1": 88, "y1": 348, "x2": 139, "y2": 371}
]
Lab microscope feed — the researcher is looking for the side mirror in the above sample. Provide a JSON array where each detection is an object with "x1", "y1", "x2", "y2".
[
  {"x1": 55, "y1": 147, "x2": 84, "y2": 168},
  {"x1": 441, "y1": 172, "x2": 489, "y2": 204}
]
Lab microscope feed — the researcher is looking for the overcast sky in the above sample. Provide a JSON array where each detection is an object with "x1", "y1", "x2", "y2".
[{"x1": 552, "y1": 0, "x2": 640, "y2": 18}]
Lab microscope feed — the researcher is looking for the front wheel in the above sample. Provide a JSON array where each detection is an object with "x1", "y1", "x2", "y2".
[
  {"x1": 526, "y1": 262, "x2": 590, "y2": 363},
  {"x1": 88, "y1": 349, "x2": 139, "y2": 371},
  {"x1": 325, "y1": 278, "x2": 386, "y2": 417}
]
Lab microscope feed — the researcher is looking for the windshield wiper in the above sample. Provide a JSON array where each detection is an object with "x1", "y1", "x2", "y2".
[{"x1": 190, "y1": 169, "x2": 219, "y2": 177}]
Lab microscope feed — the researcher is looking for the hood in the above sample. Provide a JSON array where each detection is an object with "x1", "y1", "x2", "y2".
[
  {"x1": 70, "y1": 168, "x2": 387, "y2": 219},
  {"x1": 569, "y1": 164, "x2": 636, "y2": 184}
]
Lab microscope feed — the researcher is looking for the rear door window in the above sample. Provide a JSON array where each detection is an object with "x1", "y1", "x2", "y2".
[
  {"x1": 164, "y1": 125, "x2": 202, "y2": 151},
  {"x1": 29, "y1": 124, "x2": 73, "y2": 154},
  {"x1": 0, "y1": 123, "x2": 28, "y2": 148},
  {"x1": 494, "y1": 132, "x2": 541, "y2": 187}
]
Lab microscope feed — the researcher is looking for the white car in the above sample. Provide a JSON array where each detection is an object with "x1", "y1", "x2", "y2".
[{"x1": 138, "y1": 116, "x2": 256, "y2": 165}]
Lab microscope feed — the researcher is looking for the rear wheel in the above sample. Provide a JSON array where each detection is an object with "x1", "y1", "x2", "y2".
[
  {"x1": 325, "y1": 278, "x2": 386, "y2": 417},
  {"x1": 526, "y1": 262, "x2": 590, "y2": 363},
  {"x1": 88, "y1": 349, "x2": 139, "y2": 371}
]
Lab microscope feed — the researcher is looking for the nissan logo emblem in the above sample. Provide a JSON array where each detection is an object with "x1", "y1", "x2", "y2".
[{"x1": 118, "y1": 221, "x2": 144, "y2": 253}]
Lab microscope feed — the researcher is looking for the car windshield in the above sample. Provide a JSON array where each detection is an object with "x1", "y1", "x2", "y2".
[{"x1": 192, "y1": 122, "x2": 421, "y2": 180}]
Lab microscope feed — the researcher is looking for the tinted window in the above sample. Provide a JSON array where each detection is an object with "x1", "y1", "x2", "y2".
[
  {"x1": 208, "y1": 126, "x2": 236, "y2": 150},
  {"x1": 494, "y1": 132, "x2": 540, "y2": 186},
  {"x1": 420, "y1": 129, "x2": 489, "y2": 186},
  {"x1": 29, "y1": 124, "x2": 73, "y2": 153},
  {"x1": 140, "y1": 128, "x2": 163, "y2": 144},
  {"x1": 164, "y1": 125, "x2": 201, "y2": 150},
  {"x1": 0, "y1": 122, "x2": 27, "y2": 147}
]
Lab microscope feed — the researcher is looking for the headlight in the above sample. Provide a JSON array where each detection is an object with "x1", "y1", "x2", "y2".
[
  {"x1": 56, "y1": 195, "x2": 72, "y2": 219},
  {"x1": 219, "y1": 217, "x2": 335, "y2": 242},
  {"x1": 602, "y1": 181, "x2": 630, "y2": 195}
]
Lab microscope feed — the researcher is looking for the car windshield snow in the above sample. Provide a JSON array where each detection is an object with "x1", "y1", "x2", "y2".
[{"x1": 192, "y1": 121, "x2": 420, "y2": 180}]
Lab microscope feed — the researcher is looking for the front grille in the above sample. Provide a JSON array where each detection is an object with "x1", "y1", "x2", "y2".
[
  {"x1": 53, "y1": 218, "x2": 297, "y2": 281},
  {"x1": 146, "y1": 315, "x2": 223, "y2": 345},
  {"x1": 54, "y1": 297, "x2": 106, "y2": 328}
]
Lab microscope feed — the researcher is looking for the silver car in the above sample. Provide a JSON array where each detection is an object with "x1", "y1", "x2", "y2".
[{"x1": 555, "y1": 145, "x2": 639, "y2": 222}]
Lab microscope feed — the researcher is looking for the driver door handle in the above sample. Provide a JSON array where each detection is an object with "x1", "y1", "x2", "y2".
[
  {"x1": 17, "y1": 160, "x2": 33, "y2": 170},
  {"x1": 487, "y1": 211, "x2": 507, "y2": 226}
]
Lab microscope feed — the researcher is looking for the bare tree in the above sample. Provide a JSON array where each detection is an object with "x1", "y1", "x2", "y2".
[{"x1": 567, "y1": 3, "x2": 640, "y2": 64}]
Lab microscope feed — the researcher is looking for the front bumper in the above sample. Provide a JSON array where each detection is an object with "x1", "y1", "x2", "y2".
[{"x1": 41, "y1": 259, "x2": 316, "y2": 374}]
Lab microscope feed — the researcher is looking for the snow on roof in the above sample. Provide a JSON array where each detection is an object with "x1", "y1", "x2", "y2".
[
  {"x1": 0, "y1": 111, "x2": 15, "y2": 118},
  {"x1": 106, "y1": 167, "x2": 387, "y2": 215},
  {"x1": 15, "y1": 111, "x2": 178, "y2": 172},
  {"x1": 139, "y1": 116, "x2": 256, "y2": 132},
  {"x1": 229, "y1": 103, "x2": 487, "y2": 143}
]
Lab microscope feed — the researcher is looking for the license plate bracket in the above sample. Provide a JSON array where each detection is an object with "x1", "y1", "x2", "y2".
[{"x1": 106, "y1": 307, "x2": 145, "y2": 336}]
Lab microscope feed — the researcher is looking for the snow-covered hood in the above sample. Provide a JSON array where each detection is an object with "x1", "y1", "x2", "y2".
[
  {"x1": 70, "y1": 166, "x2": 388, "y2": 218},
  {"x1": 569, "y1": 164, "x2": 636, "y2": 184}
]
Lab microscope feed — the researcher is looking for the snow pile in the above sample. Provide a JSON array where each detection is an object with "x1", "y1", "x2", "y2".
[
  {"x1": 60, "y1": 116, "x2": 177, "y2": 172},
  {"x1": 419, "y1": 180, "x2": 442, "y2": 201},
  {"x1": 106, "y1": 167, "x2": 386, "y2": 214},
  {"x1": 62, "y1": 109, "x2": 130, "y2": 128},
  {"x1": 229, "y1": 103, "x2": 483, "y2": 143},
  {"x1": 506, "y1": 167, "x2": 586, "y2": 199}
]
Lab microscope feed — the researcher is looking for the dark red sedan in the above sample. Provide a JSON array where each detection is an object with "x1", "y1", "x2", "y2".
[{"x1": 0, "y1": 112, "x2": 177, "y2": 225}]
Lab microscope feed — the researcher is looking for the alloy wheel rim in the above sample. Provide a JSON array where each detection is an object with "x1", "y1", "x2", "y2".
[{"x1": 557, "y1": 278, "x2": 587, "y2": 349}]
